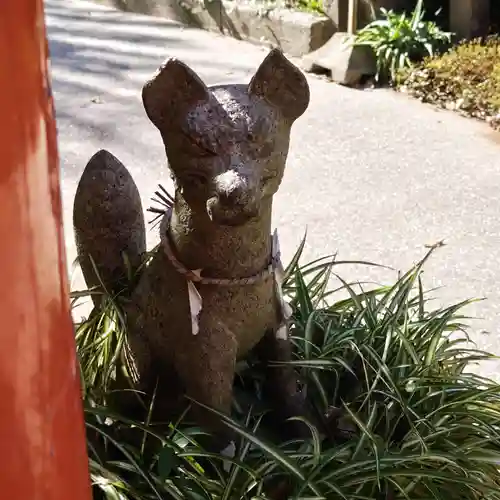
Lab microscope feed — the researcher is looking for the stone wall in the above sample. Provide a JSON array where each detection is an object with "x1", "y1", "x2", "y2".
[
  {"x1": 94, "y1": 0, "x2": 335, "y2": 56},
  {"x1": 92, "y1": 0, "x2": 494, "y2": 55}
]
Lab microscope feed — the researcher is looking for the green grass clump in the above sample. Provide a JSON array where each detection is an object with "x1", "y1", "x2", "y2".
[
  {"x1": 398, "y1": 36, "x2": 500, "y2": 128},
  {"x1": 74, "y1": 242, "x2": 500, "y2": 500},
  {"x1": 353, "y1": 0, "x2": 452, "y2": 83},
  {"x1": 256, "y1": 0, "x2": 325, "y2": 16}
]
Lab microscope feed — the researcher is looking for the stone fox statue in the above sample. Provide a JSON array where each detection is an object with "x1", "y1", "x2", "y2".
[{"x1": 73, "y1": 48, "x2": 311, "y2": 450}]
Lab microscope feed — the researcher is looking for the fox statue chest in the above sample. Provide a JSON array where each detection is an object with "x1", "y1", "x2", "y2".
[{"x1": 128, "y1": 246, "x2": 279, "y2": 359}]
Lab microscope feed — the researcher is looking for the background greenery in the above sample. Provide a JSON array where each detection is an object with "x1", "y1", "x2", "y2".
[
  {"x1": 348, "y1": 0, "x2": 500, "y2": 130},
  {"x1": 353, "y1": 0, "x2": 452, "y2": 83},
  {"x1": 398, "y1": 36, "x2": 500, "y2": 129}
]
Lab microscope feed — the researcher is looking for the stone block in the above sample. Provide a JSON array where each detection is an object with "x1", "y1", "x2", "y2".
[{"x1": 301, "y1": 32, "x2": 376, "y2": 86}]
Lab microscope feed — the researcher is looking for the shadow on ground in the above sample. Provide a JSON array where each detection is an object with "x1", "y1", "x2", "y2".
[{"x1": 46, "y1": 0, "x2": 258, "y2": 103}]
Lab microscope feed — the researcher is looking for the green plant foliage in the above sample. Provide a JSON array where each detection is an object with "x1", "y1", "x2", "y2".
[
  {"x1": 249, "y1": 0, "x2": 325, "y2": 16},
  {"x1": 73, "y1": 242, "x2": 500, "y2": 500},
  {"x1": 294, "y1": 0, "x2": 323, "y2": 15},
  {"x1": 353, "y1": 0, "x2": 452, "y2": 83},
  {"x1": 280, "y1": 0, "x2": 323, "y2": 15},
  {"x1": 398, "y1": 36, "x2": 500, "y2": 129}
]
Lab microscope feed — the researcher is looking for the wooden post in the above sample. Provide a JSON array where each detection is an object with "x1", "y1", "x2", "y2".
[
  {"x1": 450, "y1": 0, "x2": 490, "y2": 40},
  {"x1": 0, "y1": 1, "x2": 92, "y2": 499},
  {"x1": 348, "y1": 0, "x2": 359, "y2": 34}
]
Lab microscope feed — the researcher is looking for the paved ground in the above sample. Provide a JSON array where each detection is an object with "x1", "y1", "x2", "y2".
[{"x1": 47, "y1": 0, "x2": 500, "y2": 379}]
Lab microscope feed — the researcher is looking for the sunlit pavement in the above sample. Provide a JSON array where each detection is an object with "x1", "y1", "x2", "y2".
[{"x1": 47, "y1": 0, "x2": 500, "y2": 379}]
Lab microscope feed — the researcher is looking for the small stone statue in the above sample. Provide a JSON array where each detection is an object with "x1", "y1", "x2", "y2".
[{"x1": 73, "y1": 48, "x2": 311, "y2": 451}]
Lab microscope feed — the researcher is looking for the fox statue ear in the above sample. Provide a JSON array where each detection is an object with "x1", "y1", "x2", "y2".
[
  {"x1": 142, "y1": 58, "x2": 210, "y2": 130},
  {"x1": 248, "y1": 48, "x2": 310, "y2": 122}
]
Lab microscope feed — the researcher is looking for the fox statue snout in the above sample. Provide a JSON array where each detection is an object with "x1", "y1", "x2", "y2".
[{"x1": 207, "y1": 170, "x2": 259, "y2": 225}]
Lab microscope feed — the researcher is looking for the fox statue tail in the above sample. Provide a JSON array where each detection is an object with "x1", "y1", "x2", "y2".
[{"x1": 73, "y1": 149, "x2": 146, "y2": 304}]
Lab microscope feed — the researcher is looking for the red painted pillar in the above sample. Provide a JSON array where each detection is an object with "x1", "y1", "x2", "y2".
[{"x1": 0, "y1": 1, "x2": 92, "y2": 499}]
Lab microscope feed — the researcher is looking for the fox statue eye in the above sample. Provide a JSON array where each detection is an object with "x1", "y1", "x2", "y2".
[
  {"x1": 192, "y1": 144, "x2": 217, "y2": 158},
  {"x1": 184, "y1": 132, "x2": 217, "y2": 158},
  {"x1": 181, "y1": 171, "x2": 208, "y2": 189}
]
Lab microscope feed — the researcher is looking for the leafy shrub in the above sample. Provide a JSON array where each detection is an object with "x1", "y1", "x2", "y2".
[
  {"x1": 398, "y1": 36, "x2": 500, "y2": 128},
  {"x1": 294, "y1": 0, "x2": 323, "y2": 15},
  {"x1": 353, "y1": 0, "x2": 452, "y2": 83},
  {"x1": 250, "y1": 0, "x2": 325, "y2": 16},
  {"x1": 74, "y1": 243, "x2": 500, "y2": 500}
]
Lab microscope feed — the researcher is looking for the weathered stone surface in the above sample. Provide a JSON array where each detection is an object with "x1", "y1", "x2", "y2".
[
  {"x1": 301, "y1": 32, "x2": 376, "y2": 86},
  {"x1": 186, "y1": 0, "x2": 335, "y2": 56},
  {"x1": 74, "y1": 48, "x2": 312, "y2": 449},
  {"x1": 73, "y1": 149, "x2": 146, "y2": 304},
  {"x1": 94, "y1": 0, "x2": 335, "y2": 56}
]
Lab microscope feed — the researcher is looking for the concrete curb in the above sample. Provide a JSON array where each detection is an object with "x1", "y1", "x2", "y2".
[{"x1": 92, "y1": 0, "x2": 336, "y2": 56}]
